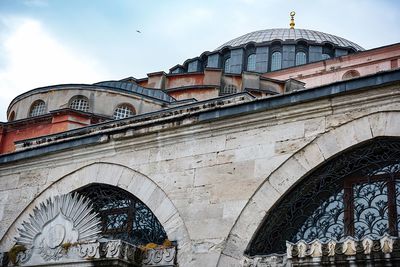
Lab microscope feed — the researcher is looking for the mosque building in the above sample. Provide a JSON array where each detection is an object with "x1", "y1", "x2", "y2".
[{"x1": 0, "y1": 12, "x2": 400, "y2": 266}]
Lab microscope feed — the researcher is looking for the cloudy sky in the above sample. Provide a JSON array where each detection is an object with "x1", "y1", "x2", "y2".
[{"x1": 0, "y1": 0, "x2": 399, "y2": 121}]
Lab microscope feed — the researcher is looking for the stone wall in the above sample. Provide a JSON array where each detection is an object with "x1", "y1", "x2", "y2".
[{"x1": 0, "y1": 83, "x2": 399, "y2": 266}]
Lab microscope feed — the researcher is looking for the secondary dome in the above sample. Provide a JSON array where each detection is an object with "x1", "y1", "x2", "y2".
[{"x1": 216, "y1": 28, "x2": 364, "y2": 51}]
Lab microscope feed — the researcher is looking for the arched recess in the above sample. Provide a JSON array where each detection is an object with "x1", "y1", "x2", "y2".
[
  {"x1": 0, "y1": 162, "x2": 191, "y2": 265},
  {"x1": 217, "y1": 111, "x2": 400, "y2": 265}
]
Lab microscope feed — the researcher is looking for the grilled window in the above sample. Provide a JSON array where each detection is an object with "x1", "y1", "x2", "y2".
[
  {"x1": 271, "y1": 52, "x2": 282, "y2": 71},
  {"x1": 29, "y1": 100, "x2": 46, "y2": 117},
  {"x1": 295, "y1": 51, "x2": 307, "y2": 66},
  {"x1": 248, "y1": 138, "x2": 400, "y2": 256},
  {"x1": 220, "y1": 84, "x2": 237, "y2": 96},
  {"x1": 247, "y1": 54, "x2": 256, "y2": 72},
  {"x1": 113, "y1": 104, "x2": 135, "y2": 120},
  {"x1": 69, "y1": 96, "x2": 89, "y2": 112},
  {"x1": 76, "y1": 184, "x2": 167, "y2": 245},
  {"x1": 224, "y1": 58, "x2": 231, "y2": 73}
]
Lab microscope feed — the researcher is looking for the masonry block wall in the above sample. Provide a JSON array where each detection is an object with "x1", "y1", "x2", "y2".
[{"x1": 0, "y1": 83, "x2": 399, "y2": 266}]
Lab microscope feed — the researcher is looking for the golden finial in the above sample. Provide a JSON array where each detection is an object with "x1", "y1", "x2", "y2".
[{"x1": 290, "y1": 11, "x2": 296, "y2": 29}]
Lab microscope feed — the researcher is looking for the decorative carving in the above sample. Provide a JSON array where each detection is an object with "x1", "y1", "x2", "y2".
[
  {"x1": 78, "y1": 242, "x2": 100, "y2": 258},
  {"x1": 327, "y1": 240, "x2": 336, "y2": 256},
  {"x1": 14, "y1": 193, "x2": 101, "y2": 264},
  {"x1": 380, "y1": 234, "x2": 394, "y2": 253},
  {"x1": 142, "y1": 246, "x2": 177, "y2": 266},
  {"x1": 342, "y1": 238, "x2": 357, "y2": 255},
  {"x1": 248, "y1": 235, "x2": 398, "y2": 266},
  {"x1": 362, "y1": 238, "x2": 373, "y2": 254},
  {"x1": 309, "y1": 240, "x2": 322, "y2": 257},
  {"x1": 285, "y1": 241, "x2": 293, "y2": 259},
  {"x1": 249, "y1": 139, "x2": 400, "y2": 255},
  {"x1": 296, "y1": 241, "x2": 307, "y2": 258}
]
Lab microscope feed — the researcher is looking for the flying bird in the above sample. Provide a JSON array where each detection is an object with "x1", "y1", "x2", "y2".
[{"x1": 136, "y1": 30, "x2": 141, "y2": 33}]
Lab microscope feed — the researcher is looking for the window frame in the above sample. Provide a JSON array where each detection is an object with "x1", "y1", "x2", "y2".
[
  {"x1": 69, "y1": 95, "x2": 90, "y2": 112},
  {"x1": 113, "y1": 104, "x2": 136, "y2": 120},
  {"x1": 28, "y1": 100, "x2": 46, "y2": 117},
  {"x1": 246, "y1": 53, "x2": 256, "y2": 72}
]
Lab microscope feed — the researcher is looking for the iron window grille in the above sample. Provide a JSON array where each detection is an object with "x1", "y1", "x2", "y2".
[
  {"x1": 224, "y1": 58, "x2": 231, "y2": 73},
  {"x1": 247, "y1": 54, "x2": 256, "y2": 72},
  {"x1": 295, "y1": 51, "x2": 307, "y2": 66},
  {"x1": 247, "y1": 138, "x2": 400, "y2": 256},
  {"x1": 29, "y1": 100, "x2": 46, "y2": 117},
  {"x1": 271, "y1": 52, "x2": 282, "y2": 71},
  {"x1": 69, "y1": 96, "x2": 90, "y2": 112},
  {"x1": 220, "y1": 84, "x2": 237, "y2": 96},
  {"x1": 76, "y1": 183, "x2": 167, "y2": 245},
  {"x1": 113, "y1": 104, "x2": 136, "y2": 120}
]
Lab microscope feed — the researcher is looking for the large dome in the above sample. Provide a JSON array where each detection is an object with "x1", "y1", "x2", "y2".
[{"x1": 216, "y1": 28, "x2": 364, "y2": 51}]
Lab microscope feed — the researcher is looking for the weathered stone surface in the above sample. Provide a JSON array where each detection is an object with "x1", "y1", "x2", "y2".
[{"x1": 1, "y1": 86, "x2": 400, "y2": 267}]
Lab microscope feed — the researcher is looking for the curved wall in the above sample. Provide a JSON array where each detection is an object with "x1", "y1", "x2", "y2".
[{"x1": 7, "y1": 86, "x2": 166, "y2": 121}]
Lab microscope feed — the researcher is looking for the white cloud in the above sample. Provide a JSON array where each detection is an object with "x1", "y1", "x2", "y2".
[{"x1": 0, "y1": 17, "x2": 108, "y2": 121}]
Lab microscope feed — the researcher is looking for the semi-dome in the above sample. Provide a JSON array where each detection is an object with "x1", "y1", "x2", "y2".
[{"x1": 216, "y1": 28, "x2": 364, "y2": 51}]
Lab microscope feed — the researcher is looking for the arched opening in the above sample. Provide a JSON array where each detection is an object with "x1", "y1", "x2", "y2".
[
  {"x1": 247, "y1": 54, "x2": 256, "y2": 72},
  {"x1": 219, "y1": 84, "x2": 237, "y2": 96},
  {"x1": 224, "y1": 57, "x2": 231, "y2": 73},
  {"x1": 295, "y1": 51, "x2": 307, "y2": 66},
  {"x1": 247, "y1": 138, "x2": 400, "y2": 256},
  {"x1": 29, "y1": 100, "x2": 46, "y2": 117},
  {"x1": 342, "y1": 70, "x2": 361, "y2": 80},
  {"x1": 69, "y1": 95, "x2": 90, "y2": 112},
  {"x1": 113, "y1": 103, "x2": 136, "y2": 120},
  {"x1": 295, "y1": 41, "x2": 308, "y2": 66},
  {"x1": 322, "y1": 43, "x2": 334, "y2": 60},
  {"x1": 75, "y1": 183, "x2": 168, "y2": 245},
  {"x1": 271, "y1": 51, "x2": 282, "y2": 71}
]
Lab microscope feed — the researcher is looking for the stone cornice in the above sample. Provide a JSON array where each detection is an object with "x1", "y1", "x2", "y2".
[{"x1": 0, "y1": 70, "x2": 399, "y2": 170}]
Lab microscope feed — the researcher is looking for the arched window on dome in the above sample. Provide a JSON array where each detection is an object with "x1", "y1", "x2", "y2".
[
  {"x1": 295, "y1": 51, "x2": 307, "y2": 66},
  {"x1": 75, "y1": 183, "x2": 168, "y2": 245},
  {"x1": 247, "y1": 54, "x2": 256, "y2": 72},
  {"x1": 271, "y1": 52, "x2": 282, "y2": 71},
  {"x1": 69, "y1": 95, "x2": 90, "y2": 112},
  {"x1": 247, "y1": 138, "x2": 400, "y2": 257},
  {"x1": 224, "y1": 57, "x2": 231, "y2": 73},
  {"x1": 113, "y1": 104, "x2": 136, "y2": 120},
  {"x1": 322, "y1": 44, "x2": 334, "y2": 60},
  {"x1": 29, "y1": 100, "x2": 46, "y2": 117}
]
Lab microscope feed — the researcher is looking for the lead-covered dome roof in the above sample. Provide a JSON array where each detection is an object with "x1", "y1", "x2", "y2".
[{"x1": 216, "y1": 28, "x2": 364, "y2": 51}]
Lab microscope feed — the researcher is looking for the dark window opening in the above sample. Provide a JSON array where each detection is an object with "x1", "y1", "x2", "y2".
[
  {"x1": 247, "y1": 138, "x2": 400, "y2": 256},
  {"x1": 75, "y1": 183, "x2": 167, "y2": 245}
]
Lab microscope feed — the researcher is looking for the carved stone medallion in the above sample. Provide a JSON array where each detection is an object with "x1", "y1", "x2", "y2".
[{"x1": 14, "y1": 193, "x2": 101, "y2": 264}]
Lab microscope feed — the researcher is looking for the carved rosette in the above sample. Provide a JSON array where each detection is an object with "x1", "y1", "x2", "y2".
[{"x1": 13, "y1": 193, "x2": 102, "y2": 265}]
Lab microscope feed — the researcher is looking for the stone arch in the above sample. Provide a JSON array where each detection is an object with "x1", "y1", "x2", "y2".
[
  {"x1": 342, "y1": 69, "x2": 360, "y2": 80},
  {"x1": 218, "y1": 111, "x2": 400, "y2": 265},
  {"x1": 0, "y1": 162, "x2": 191, "y2": 265}
]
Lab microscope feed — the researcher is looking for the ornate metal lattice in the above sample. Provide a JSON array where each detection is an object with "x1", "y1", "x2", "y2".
[
  {"x1": 247, "y1": 138, "x2": 400, "y2": 256},
  {"x1": 76, "y1": 184, "x2": 167, "y2": 245}
]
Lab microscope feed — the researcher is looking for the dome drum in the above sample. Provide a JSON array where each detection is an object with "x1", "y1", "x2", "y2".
[{"x1": 170, "y1": 28, "x2": 363, "y2": 75}]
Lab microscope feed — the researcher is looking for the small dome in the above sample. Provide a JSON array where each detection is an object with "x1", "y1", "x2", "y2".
[{"x1": 216, "y1": 28, "x2": 364, "y2": 51}]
